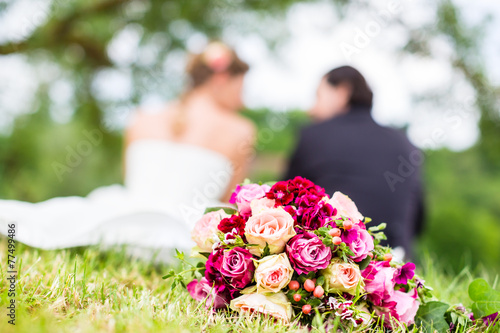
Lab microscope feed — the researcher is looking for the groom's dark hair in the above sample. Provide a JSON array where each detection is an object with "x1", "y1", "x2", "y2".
[{"x1": 325, "y1": 66, "x2": 373, "y2": 109}]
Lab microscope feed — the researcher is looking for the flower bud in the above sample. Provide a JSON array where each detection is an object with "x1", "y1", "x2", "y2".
[{"x1": 304, "y1": 279, "x2": 315, "y2": 292}]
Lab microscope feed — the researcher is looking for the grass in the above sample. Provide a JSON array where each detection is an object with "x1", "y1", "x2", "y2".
[{"x1": 0, "y1": 238, "x2": 498, "y2": 333}]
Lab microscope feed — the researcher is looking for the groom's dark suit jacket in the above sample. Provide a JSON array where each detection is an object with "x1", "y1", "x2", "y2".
[{"x1": 285, "y1": 107, "x2": 424, "y2": 257}]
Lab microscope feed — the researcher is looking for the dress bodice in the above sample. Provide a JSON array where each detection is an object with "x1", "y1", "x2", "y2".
[{"x1": 124, "y1": 140, "x2": 233, "y2": 205}]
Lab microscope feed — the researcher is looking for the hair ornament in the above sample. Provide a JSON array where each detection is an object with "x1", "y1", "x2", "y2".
[{"x1": 202, "y1": 42, "x2": 233, "y2": 73}]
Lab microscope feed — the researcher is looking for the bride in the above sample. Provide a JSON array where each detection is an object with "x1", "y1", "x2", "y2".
[{"x1": 0, "y1": 42, "x2": 255, "y2": 253}]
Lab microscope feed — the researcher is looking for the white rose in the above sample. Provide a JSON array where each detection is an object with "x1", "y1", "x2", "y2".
[
  {"x1": 254, "y1": 253, "x2": 293, "y2": 293},
  {"x1": 230, "y1": 292, "x2": 293, "y2": 322}
]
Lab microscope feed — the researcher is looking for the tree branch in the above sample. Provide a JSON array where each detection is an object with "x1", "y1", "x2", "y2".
[
  {"x1": 0, "y1": 0, "x2": 131, "y2": 61},
  {"x1": 0, "y1": 42, "x2": 28, "y2": 55}
]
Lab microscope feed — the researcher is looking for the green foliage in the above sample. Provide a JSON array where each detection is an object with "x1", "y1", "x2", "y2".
[
  {"x1": 445, "y1": 305, "x2": 474, "y2": 332},
  {"x1": 203, "y1": 206, "x2": 238, "y2": 215},
  {"x1": 368, "y1": 223, "x2": 387, "y2": 246},
  {"x1": 468, "y1": 278, "x2": 500, "y2": 318},
  {"x1": 261, "y1": 243, "x2": 271, "y2": 257},
  {"x1": 417, "y1": 148, "x2": 500, "y2": 273},
  {"x1": 415, "y1": 301, "x2": 450, "y2": 333},
  {"x1": 357, "y1": 255, "x2": 371, "y2": 270}
]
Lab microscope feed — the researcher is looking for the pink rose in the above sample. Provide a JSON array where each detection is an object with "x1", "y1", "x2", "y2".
[
  {"x1": 254, "y1": 253, "x2": 294, "y2": 293},
  {"x1": 374, "y1": 288, "x2": 420, "y2": 327},
  {"x1": 286, "y1": 232, "x2": 332, "y2": 275},
  {"x1": 342, "y1": 224, "x2": 374, "y2": 262},
  {"x1": 186, "y1": 277, "x2": 229, "y2": 309},
  {"x1": 230, "y1": 292, "x2": 292, "y2": 322},
  {"x1": 328, "y1": 191, "x2": 364, "y2": 222},
  {"x1": 250, "y1": 197, "x2": 276, "y2": 215},
  {"x1": 362, "y1": 261, "x2": 397, "y2": 306},
  {"x1": 244, "y1": 207, "x2": 296, "y2": 256},
  {"x1": 387, "y1": 289, "x2": 420, "y2": 324},
  {"x1": 230, "y1": 184, "x2": 271, "y2": 216},
  {"x1": 191, "y1": 209, "x2": 230, "y2": 252},
  {"x1": 322, "y1": 258, "x2": 364, "y2": 295},
  {"x1": 220, "y1": 247, "x2": 255, "y2": 289}
]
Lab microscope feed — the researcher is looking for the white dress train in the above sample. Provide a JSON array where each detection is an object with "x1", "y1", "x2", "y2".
[{"x1": 0, "y1": 140, "x2": 234, "y2": 256}]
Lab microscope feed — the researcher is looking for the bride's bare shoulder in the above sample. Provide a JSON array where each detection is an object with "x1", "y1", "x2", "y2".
[
  {"x1": 223, "y1": 114, "x2": 256, "y2": 143},
  {"x1": 126, "y1": 102, "x2": 179, "y2": 141}
]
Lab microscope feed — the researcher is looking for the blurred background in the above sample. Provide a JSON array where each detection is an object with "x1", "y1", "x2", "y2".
[{"x1": 0, "y1": 0, "x2": 499, "y2": 273}]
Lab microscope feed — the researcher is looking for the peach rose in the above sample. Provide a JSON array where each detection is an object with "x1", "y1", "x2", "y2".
[
  {"x1": 230, "y1": 292, "x2": 293, "y2": 322},
  {"x1": 322, "y1": 258, "x2": 364, "y2": 295},
  {"x1": 245, "y1": 207, "x2": 296, "y2": 256},
  {"x1": 191, "y1": 209, "x2": 230, "y2": 252},
  {"x1": 250, "y1": 197, "x2": 276, "y2": 215},
  {"x1": 254, "y1": 253, "x2": 294, "y2": 293},
  {"x1": 328, "y1": 192, "x2": 364, "y2": 222}
]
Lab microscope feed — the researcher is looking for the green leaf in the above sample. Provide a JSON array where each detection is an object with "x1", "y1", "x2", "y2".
[
  {"x1": 203, "y1": 206, "x2": 238, "y2": 215},
  {"x1": 298, "y1": 271, "x2": 316, "y2": 283},
  {"x1": 261, "y1": 243, "x2": 271, "y2": 257},
  {"x1": 309, "y1": 298, "x2": 322, "y2": 307},
  {"x1": 198, "y1": 252, "x2": 211, "y2": 259},
  {"x1": 175, "y1": 249, "x2": 184, "y2": 261},
  {"x1": 368, "y1": 223, "x2": 386, "y2": 232},
  {"x1": 316, "y1": 275, "x2": 325, "y2": 287},
  {"x1": 358, "y1": 255, "x2": 372, "y2": 270},
  {"x1": 171, "y1": 279, "x2": 178, "y2": 289},
  {"x1": 415, "y1": 301, "x2": 450, "y2": 333},
  {"x1": 312, "y1": 309, "x2": 326, "y2": 333},
  {"x1": 468, "y1": 278, "x2": 500, "y2": 318},
  {"x1": 162, "y1": 269, "x2": 176, "y2": 280},
  {"x1": 323, "y1": 237, "x2": 333, "y2": 247}
]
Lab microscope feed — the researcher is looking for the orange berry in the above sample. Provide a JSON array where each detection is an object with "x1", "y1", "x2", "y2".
[
  {"x1": 289, "y1": 280, "x2": 300, "y2": 291},
  {"x1": 328, "y1": 228, "x2": 341, "y2": 237},
  {"x1": 302, "y1": 304, "x2": 312, "y2": 314},
  {"x1": 313, "y1": 285, "x2": 324, "y2": 298},
  {"x1": 343, "y1": 220, "x2": 353, "y2": 230},
  {"x1": 332, "y1": 236, "x2": 342, "y2": 245},
  {"x1": 384, "y1": 253, "x2": 393, "y2": 261},
  {"x1": 304, "y1": 279, "x2": 315, "y2": 292},
  {"x1": 293, "y1": 293, "x2": 301, "y2": 302}
]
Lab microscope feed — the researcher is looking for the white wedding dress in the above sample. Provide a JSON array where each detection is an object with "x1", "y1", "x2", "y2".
[{"x1": 0, "y1": 139, "x2": 233, "y2": 256}]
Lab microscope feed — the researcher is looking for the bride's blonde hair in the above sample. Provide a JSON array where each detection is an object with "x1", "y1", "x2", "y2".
[{"x1": 172, "y1": 42, "x2": 249, "y2": 137}]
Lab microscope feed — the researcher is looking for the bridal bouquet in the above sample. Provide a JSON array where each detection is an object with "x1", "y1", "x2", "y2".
[{"x1": 166, "y1": 177, "x2": 499, "y2": 332}]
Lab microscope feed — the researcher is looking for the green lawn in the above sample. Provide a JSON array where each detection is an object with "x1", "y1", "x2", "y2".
[{"x1": 0, "y1": 238, "x2": 498, "y2": 333}]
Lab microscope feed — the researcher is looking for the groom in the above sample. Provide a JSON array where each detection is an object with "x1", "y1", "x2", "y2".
[{"x1": 285, "y1": 66, "x2": 424, "y2": 258}]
